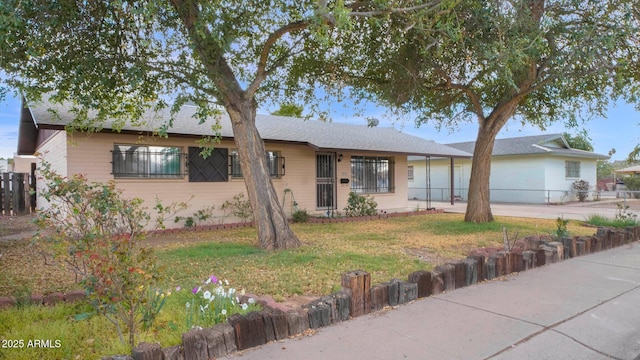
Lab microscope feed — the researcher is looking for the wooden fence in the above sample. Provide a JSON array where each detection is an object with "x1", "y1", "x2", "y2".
[{"x1": 0, "y1": 172, "x2": 35, "y2": 216}]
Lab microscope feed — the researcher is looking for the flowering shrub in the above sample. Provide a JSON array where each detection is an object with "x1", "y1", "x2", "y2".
[
  {"x1": 34, "y1": 159, "x2": 186, "y2": 351},
  {"x1": 183, "y1": 275, "x2": 259, "y2": 329}
]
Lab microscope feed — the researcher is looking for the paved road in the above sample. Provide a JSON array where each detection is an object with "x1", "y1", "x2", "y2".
[
  {"x1": 224, "y1": 245, "x2": 640, "y2": 360},
  {"x1": 223, "y1": 202, "x2": 640, "y2": 360}
]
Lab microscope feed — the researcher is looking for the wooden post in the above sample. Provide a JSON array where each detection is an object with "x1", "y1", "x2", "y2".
[
  {"x1": 467, "y1": 254, "x2": 485, "y2": 282},
  {"x1": 228, "y1": 312, "x2": 267, "y2": 350},
  {"x1": 2, "y1": 173, "x2": 9, "y2": 215},
  {"x1": 451, "y1": 260, "x2": 467, "y2": 289},
  {"x1": 485, "y1": 257, "x2": 496, "y2": 280},
  {"x1": 370, "y1": 283, "x2": 389, "y2": 312},
  {"x1": 408, "y1": 270, "x2": 433, "y2": 298},
  {"x1": 386, "y1": 280, "x2": 400, "y2": 306},
  {"x1": 463, "y1": 258, "x2": 478, "y2": 286},
  {"x1": 431, "y1": 270, "x2": 444, "y2": 295},
  {"x1": 341, "y1": 270, "x2": 371, "y2": 317},
  {"x1": 435, "y1": 264, "x2": 455, "y2": 291},
  {"x1": 204, "y1": 325, "x2": 229, "y2": 358},
  {"x1": 132, "y1": 342, "x2": 163, "y2": 360},
  {"x1": 268, "y1": 310, "x2": 289, "y2": 340},
  {"x1": 285, "y1": 309, "x2": 309, "y2": 336},
  {"x1": 333, "y1": 291, "x2": 351, "y2": 322},
  {"x1": 182, "y1": 328, "x2": 209, "y2": 360}
]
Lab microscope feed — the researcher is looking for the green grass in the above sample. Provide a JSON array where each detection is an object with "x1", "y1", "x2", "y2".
[
  {"x1": 0, "y1": 213, "x2": 598, "y2": 358},
  {"x1": 586, "y1": 214, "x2": 639, "y2": 228}
]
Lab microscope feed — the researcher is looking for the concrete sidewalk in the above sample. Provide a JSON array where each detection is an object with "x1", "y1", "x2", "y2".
[{"x1": 224, "y1": 245, "x2": 640, "y2": 360}]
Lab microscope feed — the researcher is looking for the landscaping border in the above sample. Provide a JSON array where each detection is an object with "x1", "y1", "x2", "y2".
[{"x1": 109, "y1": 225, "x2": 640, "y2": 360}]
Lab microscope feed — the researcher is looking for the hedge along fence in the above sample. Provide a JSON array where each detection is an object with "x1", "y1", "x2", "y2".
[{"x1": 102, "y1": 225, "x2": 640, "y2": 360}]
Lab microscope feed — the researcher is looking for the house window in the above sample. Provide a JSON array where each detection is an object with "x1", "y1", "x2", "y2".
[
  {"x1": 565, "y1": 161, "x2": 581, "y2": 178},
  {"x1": 350, "y1": 156, "x2": 394, "y2": 193},
  {"x1": 230, "y1": 150, "x2": 285, "y2": 178},
  {"x1": 408, "y1": 165, "x2": 414, "y2": 181},
  {"x1": 188, "y1": 147, "x2": 229, "y2": 182},
  {"x1": 112, "y1": 145, "x2": 183, "y2": 178}
]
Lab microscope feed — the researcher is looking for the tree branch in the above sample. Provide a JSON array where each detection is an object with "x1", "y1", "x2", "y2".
[{"x1": 246, "y1": 20, "x2": 310, "y2": 97}]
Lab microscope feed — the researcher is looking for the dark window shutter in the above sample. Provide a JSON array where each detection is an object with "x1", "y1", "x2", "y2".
[{"x1": 188, "y1": 147, "x2": 228, "y2": 182}]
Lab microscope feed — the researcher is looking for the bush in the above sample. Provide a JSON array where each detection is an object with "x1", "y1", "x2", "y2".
[
  {"x1": 344, "y1": 192, "x2": 377, "y2": 217},
  {"x1": 622, "y1": 176, "x2": 640, "y2": 199},
  {"x1": 35, "y1": 161, "x2": 178, "y2": 350},
  {"x1": 222, "y1": 193, "x2": 253, "y2": 223},
  {"x1": 572, "y1": 180, "x2": 590, "y2": 202},
  {"x1": 291, "y1": 209, "x2": 310, "y2": 223}
]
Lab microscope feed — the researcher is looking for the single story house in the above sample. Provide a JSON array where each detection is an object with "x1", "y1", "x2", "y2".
[
  {"x1": 17, "y1": 98, "x2": 471, "y2": 227},
  {"x1": 409, "y1": 133, "x2": 609, "y2": 204}
]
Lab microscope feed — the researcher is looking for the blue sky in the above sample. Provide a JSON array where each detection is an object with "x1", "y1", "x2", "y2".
[{"x1": 1, "y1": 91, "x2": 638, "y2": 161}]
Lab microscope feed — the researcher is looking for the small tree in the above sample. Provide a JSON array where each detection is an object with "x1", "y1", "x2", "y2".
[{"x1": 35, "y1": 161, "x2": 182, "y2": 351}]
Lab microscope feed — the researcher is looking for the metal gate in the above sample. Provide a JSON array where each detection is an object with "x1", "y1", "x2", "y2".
[{"x1": 316, "y1": 153, "x2": 336, "y2": 210}]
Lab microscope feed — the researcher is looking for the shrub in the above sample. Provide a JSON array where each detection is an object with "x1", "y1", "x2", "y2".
[
  {"x1": 572, "y1": 180, "x2": 590, "y2": 202},
  {"x1": 175, "y1": 205, "x2": 217, "y2": 227},
  {"x1": 554, "y1": 217, "x2": 569, "y2": 238},
  {"x1": 622, "y1": 176, "x2": 640, "y2": 199},
  {"x1": 222, "y1": 193, "x2": 253, "y2": 223},
  {"x1": 34, "y1": 161, "x2": 179, "y2": 350},
  {"x1": 344, "y1": 192, "x2": 377, "y2": 217},
  {"x1": 291, "y1": 209, "x2": 310, "y2": 223}
]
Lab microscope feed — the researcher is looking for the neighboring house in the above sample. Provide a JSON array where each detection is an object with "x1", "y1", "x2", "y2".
[
  {"x1": 409, "y1": 134, "x2": 609, "y2": 204},
  {"x1": 0, "y1": 158, "x2": 7, "y2": 173},
  {"x1": 17, "y1": 98, "x2": 471, "y2": 227}
]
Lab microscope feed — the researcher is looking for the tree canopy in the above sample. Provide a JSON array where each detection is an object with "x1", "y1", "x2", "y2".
[
  {"x1": 307, "y1": 0, "x2": 640, "y2": 222},
  {"x1": 563, "y1": 132, "x2": 594, "y2": 152},
  {"x1": 0, "y1": 0, "x2": 455, "y2": 248}
]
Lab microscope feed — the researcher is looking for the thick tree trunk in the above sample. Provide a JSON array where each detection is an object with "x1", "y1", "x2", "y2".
[
  {"x1": 464, "y1": 105, "x2": 518, "y2": 223},
  {"x1": 226, "y1": 100, "x2": 301, "y2": 250},
  {"x1": 464, "y1": 126, "x2": 497, "y2": 223}
]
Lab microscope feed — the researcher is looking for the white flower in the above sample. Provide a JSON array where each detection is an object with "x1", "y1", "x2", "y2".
[
  {"x1": 248, "y1": 297, "x2": 255, "y2": 304},
  {"x1": 203, "y1": 291, "x2": 212, "y2": 300},
  {"x1": 229, "y1": 288, "x2": 236, "y2": 294},
  {"x1": 224, "y1": 279, "x2": 229, "y2": 285},
  {"x1": 186, "y1": 302, "x2": 191, "y2": 309},
  {"x1": 205, "y1": 278, "x2": 211, "y2": 284},
  {"x1": 241, "y1": 303, "x2": 248, "y2": 311},
  {"x1": 221, "y1": 309, "x2": 227, "y2": 315}
]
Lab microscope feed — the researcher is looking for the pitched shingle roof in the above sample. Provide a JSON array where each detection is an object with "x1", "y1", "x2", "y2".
[
  {"x1": 21, "y1": 100, "x2": 472, "y2": 158},
  {"x1": 445, "y1": 133, "x2": 609, "y2": 160}
]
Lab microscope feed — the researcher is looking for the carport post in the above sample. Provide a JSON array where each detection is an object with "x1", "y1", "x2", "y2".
[{"x1": 450, "y1": 158, "x2": 455, "y2": 205}]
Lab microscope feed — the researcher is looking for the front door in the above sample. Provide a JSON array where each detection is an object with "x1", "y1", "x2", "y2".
[{"x1": 316, "y1": 153, "x2": 336, "y2": 210}]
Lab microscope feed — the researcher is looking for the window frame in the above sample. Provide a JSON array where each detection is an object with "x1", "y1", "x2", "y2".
[
  {"x1": 350, "y1": 156, "x2": 395, "y2": 194},
  {"x1": 230, "y1": 150, "x2": 285, "y2": 179},
  {"x1": 408, "y1": 165, "x2": 414, "y2": 181},
  {"x1": 565, "y1": 160, "x2": 581, "y2": 178},
  {"x1": 112, "y1": 144, "x2": 184, "y2": 179}
]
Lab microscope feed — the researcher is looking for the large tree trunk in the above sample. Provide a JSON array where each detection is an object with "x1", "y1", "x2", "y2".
[
  {"x1": 225, "y1": 99, "x2": 301, "y2": 250},
  {"x1": 464, "y1": 126, "x2": 497, "y2": 223},
  {"x1": 464, "y1": 106, "x2": 517, "y2": 223}
]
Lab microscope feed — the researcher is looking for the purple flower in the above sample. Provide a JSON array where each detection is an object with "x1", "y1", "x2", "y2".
[
  {"x1": 192, "y1": 287, "x2": 199, "y2": 294},
  {"x1": 210, "y1": 275, "x2": 218, "y2": 284},
  {"x1": 176, "y1": 286, "x2": 182, "y2": 292}
]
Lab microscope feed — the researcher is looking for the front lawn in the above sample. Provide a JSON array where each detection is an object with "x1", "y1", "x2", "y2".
[{"x1": 0, "y1": 214, "x2": 594, "y2": 358}]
